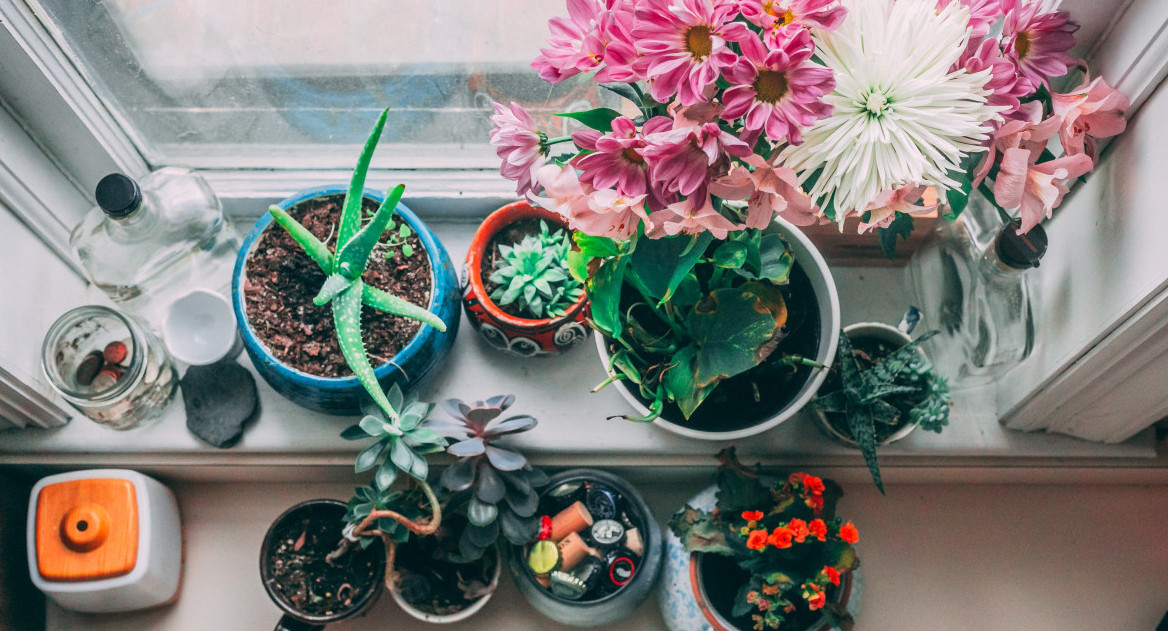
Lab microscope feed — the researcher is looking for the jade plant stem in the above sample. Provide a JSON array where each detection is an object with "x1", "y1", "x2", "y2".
[{"x1": 328, "y1": 479, "x2": 443, "y2": 589}]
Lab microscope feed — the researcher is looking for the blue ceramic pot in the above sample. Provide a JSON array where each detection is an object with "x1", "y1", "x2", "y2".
[{"x1": 232, "y1": 185, "x2": 460, "y2": 415}]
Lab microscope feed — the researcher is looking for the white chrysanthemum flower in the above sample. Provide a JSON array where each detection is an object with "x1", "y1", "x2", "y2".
[{"x1": 780, "y1": 0, "x2": 1002, "y2": 221}]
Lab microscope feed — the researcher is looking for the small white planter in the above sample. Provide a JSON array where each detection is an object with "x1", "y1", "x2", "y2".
[
  {"x1": 596, "y1": 216, "x2": 841, "y2": 441},
  {"x1": 390, "y1": 543, "x2": 501, "y2": 624},
  {"x1": 812, "y1": 322, "x2": 926, "y2": 447}
]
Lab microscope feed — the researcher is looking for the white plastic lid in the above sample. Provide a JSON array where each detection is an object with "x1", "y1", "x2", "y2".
[{"x1": 162, "y1": 289, "x2": 238, "y2": 365}]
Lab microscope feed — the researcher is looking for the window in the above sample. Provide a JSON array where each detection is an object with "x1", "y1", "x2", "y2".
[{"x1": 31, "y1": 0, "x2": 611, "y2": 170}]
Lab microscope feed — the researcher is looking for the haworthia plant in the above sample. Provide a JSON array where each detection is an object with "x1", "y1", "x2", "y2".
[{"x1": 268, "y1": 107, "x2": 447, "y2": 420}]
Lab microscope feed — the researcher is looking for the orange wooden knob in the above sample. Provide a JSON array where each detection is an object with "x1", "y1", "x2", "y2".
[{"x1": 60, "y1": 504, "x2": 110, "y2": 552}]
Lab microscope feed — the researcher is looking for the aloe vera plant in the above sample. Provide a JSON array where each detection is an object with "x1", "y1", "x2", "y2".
[
  {"x1": 268, "y1": 108, "x2": 446, "y2": 420},
  {"x1": 811, "y1": 330, "x2": 951, "y2": 494}
]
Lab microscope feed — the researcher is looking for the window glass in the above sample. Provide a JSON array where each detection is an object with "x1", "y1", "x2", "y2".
[{"x1": 32, "y1": 0, "x2": 609, "y2": 169}]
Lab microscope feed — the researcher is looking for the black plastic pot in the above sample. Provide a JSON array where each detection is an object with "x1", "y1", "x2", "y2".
[
  {"x1": 259, "y1": 499, "x2": 386, "y2": 631},
  {"x1": 507, "y1": 469, "x2": 663, "y2": 627}
]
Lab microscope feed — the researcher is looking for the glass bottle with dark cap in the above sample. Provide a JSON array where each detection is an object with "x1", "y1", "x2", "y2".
[
  {"x1": 908, "y1": 195, "x2": 1046, "y2": 386},
  {"x1": 69, "y1": 167, "x2": 241, "y2": 326}
]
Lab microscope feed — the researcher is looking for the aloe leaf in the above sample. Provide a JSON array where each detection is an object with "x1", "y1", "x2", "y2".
[
  {"x1": 847, "y1": 402, "x2": 884, "y2": 494},
  {"x1": 338, "y1": 107, "x2": 390, "y2": 250},
  {"x1": 360, "y1": 284, "x2": 446, "y2": 331},
  {"x1": 333, "y1": 278, "x2": 399, "y2": 420},
  {"x1": 268, "y1": 205, "x2": 333, "y2": 271},
  {"x1": 314, "y1": 273, "x2": 355, "y2": 306},
  {"x1": 337, "y1": 183, "x2": 405, "y2": 279}
]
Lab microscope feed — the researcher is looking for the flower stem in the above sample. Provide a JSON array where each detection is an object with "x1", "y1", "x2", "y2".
[{"x1": 545, "y1": 136, "x2": 574, "y2": 145}]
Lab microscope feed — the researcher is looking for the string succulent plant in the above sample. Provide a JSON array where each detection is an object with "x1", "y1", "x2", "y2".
[
  {"x1": 267, "y1": 107, "x2": 446, "y2": 421},
  {"x1": 428, "y1": 394, "x2": 548, "y2": 561},
  {"x1": 488, "y1": 220, "x2": 583, "y2": 319},
  {"x1": 811, "y1": 330, "x2": 951, "y2": 494}
]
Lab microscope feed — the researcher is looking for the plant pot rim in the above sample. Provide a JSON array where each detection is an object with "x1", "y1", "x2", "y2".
[
  {"x1": 259, "y1": 498, "x2": 386, "y2": 624},
  {"x1": 812, "y1": 322, "x2": 926, "y2": 448},
  {"x1": 232, "y1": 184, "x2": 443, "y2": 386},
  {"x1": 389, "y1": 541, "x2": 502, "y2": 623},
  {"x1": 595, "y1": 216, "x2": 841, "y2": 441},
  {"x1": 466, "y1": 200, "x2": 589, "y2": 329},
  {"x1": 688, "y1": 550, "x2": 854, "y2": 631}
]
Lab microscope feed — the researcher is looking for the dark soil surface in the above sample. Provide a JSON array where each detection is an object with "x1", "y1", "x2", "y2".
[
  {"x1": 395, "y1": 515, "x2": 497, "y2": 616},
  {"x1": 819, "y1": 336, "x2": 916, "y2": 442},
  {"x1": 698, "y1": 552, "x2": 835, "y2": 631},
  {"x1": 614, "y1": 262, "x2": 822, "y2": 433},
  {"x1": 480, "y1": 218, "x2": 559, "y2": 320},
  {"x1": 243, "y1": 194, "x2": 432, "y2": 377},
  {"x1": 265, "y1": 507, "x2": 383, "y2": 618}
]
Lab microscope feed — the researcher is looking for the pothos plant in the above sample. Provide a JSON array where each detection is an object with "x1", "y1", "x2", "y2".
[
  {"x1": 267, "y1": 107, "x2": 446, "y2": 421},
  {"x1": 671, "y1": 449, "x2": 859, "y2": 631},
  {"x1": 489, "y1": 220, "x2": 583, "y2": 319},
  {"x1": 333, "y1": 383, "x2": 447, "y2": 587},
  {"x1": 576, "y1": 228, "x2": 820, "y2": 422},
  {"x1": 428, "y1": 395, "x2": 548, "y2": 561},
  {"x1": 811, "y1": 330, "x2": 951, "y2": 494}
]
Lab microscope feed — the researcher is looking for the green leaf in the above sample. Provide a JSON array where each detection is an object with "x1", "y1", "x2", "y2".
[
  {"x1": 712, "y1": 453, "x2": 771, "y2": 513},
  {"x1": 374, "y1": 457, "x2": 397, "y2": 490},
  {"x1": 556, "y1": 107, "x2": 623, "y2": 132},
  {"x1": 847, "y1": 402, "x2": 884, "y2": 494},
  {"x1": 340, "y1": 424, "x2": 368, "y2": 440},
  {"x1": 359, "y1": 415, "x2": 386, "y2": 437},
  {"x1": 268, "y1": 205, "x2": 333, "y2": 272},
  {"x1": 663, "y1": 344, "x2": 712, "y2": 420},
  {"x1": 877, "y1": 213, "x2": 915, "y2": 259},
  {"x1": 599, "y1": 82, "x2": 641, "y2": 106},
  {"x1": 629, "y1": 232, "x2": 713, "y2": 303},
  {"x1": 587, "y1": 255, "x2": 630, "y2": 338},
  {"x1": 757, "y1": 234, "x2": 793, "y2": 283},
  {"x1": 711, "y1": 240, "x2": 748, "y2": 269},
  {"x1": 946, "y1": 152, "x2": 982, "y2": 220},
  {"x1": 401, "y1": 243, "x2": 414, "y2": 257},
  {"x1": 361, "y1": 284, "x2": 446, "y2": 331},
  {"x1": 338, "y1": 108, "x2": 389, "y2": 252},
  {"x1": 333, "y1": 280, "x2": 399, "y2": 420},
  {"x1": 689, "y1": 288, "x2": 781, "y2": 388},
  {"x1": 337, "y1": 184, "x2": 405, "y2": 279},
  {"x1": 468, "y1": 497, "x2": 499, "y2": 527},
  {"x1": 573, "y1": 233, "x2": 620, "y2": 258},
  {"x1": 667, "y1": 506, "x2": 733, "y2": 555},
  {"x1": 355, "y1": 440, "x2": 386, "y2": 473},
  {"x1": 399, "y1": 223, "x2": 412, "y2": 238},
  {"x1": 313, "y1": 273, "x2": 355, "y2": 306}
]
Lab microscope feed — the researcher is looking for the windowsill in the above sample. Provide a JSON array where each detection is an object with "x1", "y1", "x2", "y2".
[{"x1": 1, "y1": 219, "x2": 1161, "y2": 478}]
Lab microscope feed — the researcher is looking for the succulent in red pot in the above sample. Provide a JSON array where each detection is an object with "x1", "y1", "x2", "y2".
[{"x1": 463, "y1": 201, "x2": 589, "y2": 357}]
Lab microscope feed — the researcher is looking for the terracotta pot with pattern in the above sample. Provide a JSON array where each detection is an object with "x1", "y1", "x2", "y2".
[{"x1": 462, "y1": 201, "x2": 590, "y2": 357}]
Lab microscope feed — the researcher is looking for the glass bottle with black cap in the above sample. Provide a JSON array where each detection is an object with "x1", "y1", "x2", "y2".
[{"x1": 69, "y1": 167, "x2": 240, "y2": 327}]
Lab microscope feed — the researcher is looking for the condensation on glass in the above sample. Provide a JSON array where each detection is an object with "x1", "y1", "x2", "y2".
[{"x1": 30, "y1": 0, "x2": 615, "y2": 169}]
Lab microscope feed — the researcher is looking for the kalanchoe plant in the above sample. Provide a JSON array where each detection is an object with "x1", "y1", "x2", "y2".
[
  {"x1": 268, "y1": 107, "x2": 446, "y2": 421},
  {"x1": 428, "y1": 395, "x2": 548, "y2": 561},
  {"x1": 489, "y1": 220, "x2": 583, "y2": 319},
  {"x1": 811, "y1": 330, "x2": 951, "y2": 494},
  {"x1": 671, "y1": 449, "x2": 858, "y2": 631},
  {"x1": 333, "y1": 383, "x2": 447, "y2": 587},
  {"x1": 579, "y1": 229, "x2": 821, "y2": 422}
]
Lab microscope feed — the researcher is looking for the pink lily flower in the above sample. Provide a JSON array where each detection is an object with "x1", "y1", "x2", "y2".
[
  {"x1": 573, "y1": 189, "x2": 652, "y2": 239},
  {"x1": 1001, "y1": 0, "x2": 1078, "y2": 93},
  {"x1": 710, "y1": 154, "x2": 818, "y2": 228},
  {"x1": 994, "y1": 147, "x2": 1092, "y2": 234},
  {"x1": 527, "y1": 163, "x2": 594, "y2": 224},
  {"x1": 721, "y1": 28, "x2": 835, "y2": 144},
  {"x1": 632, "y1": 0, "x2": 753, "y2": 106},
  {"x1": 647, "y1": 189, "x2": 742, "y2": 240},
  {"x1": 856, "y1": 186, "x2": 938, "y2": 234},
  {"x1": 641, "y1": 121, "x2": 753, "y2": 197},
  {"x1": 972, "y1": 101, "x2": 1060, "y2": 188},
  {"x1": 489, "y1": 102, "x2": 545, "y2": 197},
  {"x1": 1050, "y1": 75, "x2": 1129, "y2": 160}
]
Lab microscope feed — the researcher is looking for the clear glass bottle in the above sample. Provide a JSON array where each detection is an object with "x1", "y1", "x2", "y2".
[
  {"x1": 41, "y1": 305, "x2": 177, "y2": 429},
  {"x1": 908, "y1": 196, "x2": 1047, "y2": 386},
  {"x1": 70, "y1": 167, "x2": 242, "y2": 328}
]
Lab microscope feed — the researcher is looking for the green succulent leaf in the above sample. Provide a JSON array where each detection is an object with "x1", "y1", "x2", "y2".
[
  {"x1": 332, "y1": 279, "x2": 399, "y2": 420},
  {"x1": 268, "y1": 205, "x2": 333, "y2": 271},
  {"x1": 313, "y1": 273, "x2": 356, "y2": 306},
  {"x1": 338, "y1": 108, "x2": 389, "y2": 252},
  {"x1": 467, "y1": 497, "x2": 498, "y2": 527},
  {"x1": 355, "y1": 439, "x2": 386, "y2": 473},
  {"x1": 374, "y1": 457, "x2": 398, "y2": 491},
  {"x1": 847, "y1": 402, "x2": 884, "y2": 494},
  {"x1": 361, "y1": 284, "x2": 445, "y2": 331},
  {"x1": 337, "y1": 184, "x2": 405, "y2": 279}
]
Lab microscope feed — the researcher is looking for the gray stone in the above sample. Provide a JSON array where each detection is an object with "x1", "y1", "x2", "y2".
[{"x1": 181, "y1": 360, "x2": 259, "y2": 448}]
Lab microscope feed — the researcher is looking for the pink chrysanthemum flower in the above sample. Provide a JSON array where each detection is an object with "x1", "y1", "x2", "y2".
[
  {"x1": 532, "y1": 0, "x2": 640, "y2": 84},
  {"x1": 710, "y1": 154, "x2": 818, "y2": 228},
  {"x1": 647, "y1": 189, "x2": 741, "y2": 239},
  {"x1": 959, "y1": 37, "x2": 1025, "y2": 122},
  {"x1": 632, "y1": 0, "x2": 753, "y2": 106},
  {"x1": 937, "y1": 0, "x2": 1004, "y2": 39},
  {"x1": 721, "y1": 29, "x2": 835, "y2": 144},
  {"x1": 1050, "y1": 74, "x2": 1128, "y2": 160},
  {"x1": 1001, "y1": 0, "x2": 1079, "y2": 94},
  {"x1": 570, "y1": 116, "x2": 655, "y2": 196},
  {"x1": 641, "y1": 121, "x2": 753, "y2": 197},
  {"x1": 737, "y1": 0, "x2": 847, "y2": 41},
  {"x1": 489, "y1": 102, "x2": 545, "y2": 197}
]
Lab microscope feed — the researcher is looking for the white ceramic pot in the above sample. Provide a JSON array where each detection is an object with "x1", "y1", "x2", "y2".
[
  {"x1": 390, "y1": 543, "x2": 502, "y2": 624},
  {"x1": 811, "y1": 322, "x2": 926, "y2": 447},
  {"x1": 595, "y1": 217, "x2": 841, "y2": 441}
]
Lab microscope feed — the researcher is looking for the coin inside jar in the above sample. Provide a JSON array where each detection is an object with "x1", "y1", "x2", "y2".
[{"x1": 74, "y1": 351, "x2": 105, "y2": 386}]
